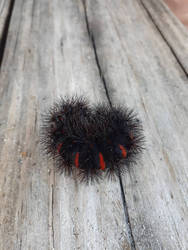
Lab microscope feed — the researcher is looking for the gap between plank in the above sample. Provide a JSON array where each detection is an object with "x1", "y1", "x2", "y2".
[
  {"x1": 81, "y1": 0, "x2": 112, "y2": 107},
  {"x1": 82, "y1": 1, "x2": 136, "y2": 249},
  {"x1": 0, "y1": 0, "x2": 16, "y2": 67},
  {"x1": 139, "y1": 0, "x2": 188, "y2": 78},
  {"x1": 51, "y1": 183, "x2": 55, "y2": 250},
  {"x1": 49, "y1": 170, "x2": 55, "y2": 250}
]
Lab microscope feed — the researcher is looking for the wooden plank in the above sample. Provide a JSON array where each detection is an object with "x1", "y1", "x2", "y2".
[
  {"x1": 0, "y1": 0, "x2": 12, "y2": 41},
  {"x1": 50, "y1": 1, "x2": 130, "y2": 249},
  {"x1": 0, "y1": 0, "x2": 52, "y2": 249},
  {"x1": 140, "y1": 0, "x2": 188, "y2": 75},
  {"x1": 86, "y1": 0, "x2": 188, "y2": 249},
  {"x1": 0, "y1": 0, "x2": 131, "y2": 249},
  {"x1": 0, "y1": 0, "x2": 13, "y2": 65}
]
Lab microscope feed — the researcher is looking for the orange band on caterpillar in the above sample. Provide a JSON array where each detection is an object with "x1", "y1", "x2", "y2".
[
  {"x1": 119, "y1": 144, "x2": 127, "y2": 158},
  {"x1": 57, "y1": 143, "x2": 63, "y2": 153},
  {"x1": 75, "y1": 152, "x2": 79, "y2": 168},
  {"x1": 99, "y1": 153, "x2": 106, "y2": 170}
]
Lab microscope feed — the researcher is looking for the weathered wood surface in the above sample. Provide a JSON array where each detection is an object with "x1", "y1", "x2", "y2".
[
  {"x1": 0, "y1": 0, "x2": 187, "y2": 250},
  {"x1": 140, "y1": 0, "x2": 188, "y2": 74},
  {"x1": 0, "y1": 0, "x2": 12, "y2": 40},
  {"x1": 87, "y1": 1, "x2": 188, "y2": 249},
  {"x1": 0, "y1": 0, "x2": 13, "y2": 64}
]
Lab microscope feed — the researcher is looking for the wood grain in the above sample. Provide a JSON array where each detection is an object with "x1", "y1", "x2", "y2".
[
  {"x1": 0, "y1": 0, "x2": 12, "y2": 41},
  {"x1": 0, "y1": 0, "x2": 130, "y2": 249},
  {"x1": 0, "y1": 0, "x2": 14, "y2": 65},
  {"x1": 0, "y1": 0, "x2": 187, "y2": 249},
  {"x1": 86, "y1": 0, "x2": 188, "y2": 249},
  {"x1": 140, "y1": 0, "x2": 188, "y2": 75}
]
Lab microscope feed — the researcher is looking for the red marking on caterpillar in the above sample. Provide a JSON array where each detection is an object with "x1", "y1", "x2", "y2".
[
  {"x1": 57, "y1": 143, "x2": 63, "y2": 153},
  {"x1": 99, "y1": 153, "x2": 106, "y2": 170},
  {"x1": 75, "y1": 152, "x2": 79, "y2": 168},
  {"x1": 40, "y1": 96, "x2": 144, "y2": 184},
  {"x1": 119, "y1": 144, "x2": 127, "y2": 158}
]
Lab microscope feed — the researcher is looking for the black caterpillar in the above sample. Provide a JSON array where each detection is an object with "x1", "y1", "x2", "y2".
[{"x1": 40, "y1": 96, "x2": 144, "y2": 183}]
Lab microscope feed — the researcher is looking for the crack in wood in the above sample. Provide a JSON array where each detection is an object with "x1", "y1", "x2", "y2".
[
  {"x1": 82, "y1": 0, "x2": 112, "y2": 107},
  {"x1": 49, "y1": 171, "x2": 55, "y2": 250},
  {"x1": 82, "y1": 1, "x2": 136, "y2": 249},
  {"x1": 0, "y1": 0, "x2": 15, "y2": 67},
  {"x1": 51, "y1": 183, "x2": 55, "y2": 250},
  {"x1": 119, "y1": 172, "x2": 136, "y2": 250}
]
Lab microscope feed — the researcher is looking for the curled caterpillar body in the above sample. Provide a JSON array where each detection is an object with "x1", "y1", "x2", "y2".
[
  {"x1": 40, "y1": 97, "x2": 144, "y2": 183},
  {"x1": 92, "y1": 105, "x2": 144, "y2": 178}
]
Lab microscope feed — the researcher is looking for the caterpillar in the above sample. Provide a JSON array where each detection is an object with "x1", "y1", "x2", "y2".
[{"x1": 40, "y1": 96, "x2": 144, "y2": 183}]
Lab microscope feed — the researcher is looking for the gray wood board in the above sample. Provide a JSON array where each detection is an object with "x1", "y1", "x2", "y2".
[
  {"x1": 0, "y1": 0, "x2": 13, "y2": 66},
  {"x1": 0, "y1": 0, "x2": 188, "y2": 249},
  {"x1": 140, "y1": 0, "x2": 188, "y2": 75},
  {"x1": 86, "y1": 0, "x2": 188, "y2": 249},
  {"x1": 0, "y1": 0, "x2": 12, "y2": 41},
  {"x1": 0, "y1": 0, "x2": 130, "y2": 249}
]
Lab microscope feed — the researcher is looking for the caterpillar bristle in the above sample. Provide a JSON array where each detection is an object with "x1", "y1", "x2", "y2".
[{"x1": 40, "y1": 97, "x2": 144, "y2": 184}]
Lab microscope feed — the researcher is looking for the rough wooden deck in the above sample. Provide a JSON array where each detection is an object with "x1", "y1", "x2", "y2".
[{"x1": 0, "y1": 0, "x2": 188, "y2": 249}]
